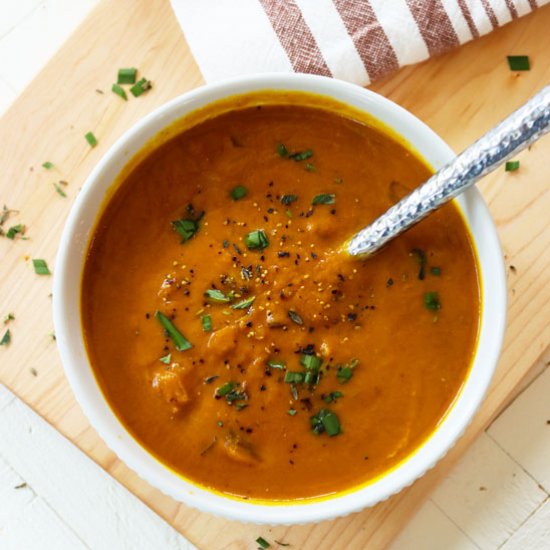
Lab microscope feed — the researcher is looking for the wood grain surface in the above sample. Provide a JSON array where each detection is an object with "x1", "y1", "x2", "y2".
[{"x1": 0, "y1": 1, "x2": 549, "y2": 548}]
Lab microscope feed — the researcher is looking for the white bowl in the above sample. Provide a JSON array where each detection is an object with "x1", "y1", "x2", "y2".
[{"x1": 53, "y1": 74, "x2": 507, "y2": 524}]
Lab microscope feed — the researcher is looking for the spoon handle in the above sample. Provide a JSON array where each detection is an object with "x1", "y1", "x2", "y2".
[{"x1": 347, "y1": 85, "x2": 550, "y2": 257}]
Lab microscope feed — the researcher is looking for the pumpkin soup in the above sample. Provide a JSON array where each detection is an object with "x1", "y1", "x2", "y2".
[{"x1": 81, "y1": 93, "x2": 480, "y2": 501}]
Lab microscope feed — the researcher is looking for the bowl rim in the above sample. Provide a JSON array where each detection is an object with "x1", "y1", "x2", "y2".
[{"x1": 53, "y1": 73, "x2": 507, "y2": 525}]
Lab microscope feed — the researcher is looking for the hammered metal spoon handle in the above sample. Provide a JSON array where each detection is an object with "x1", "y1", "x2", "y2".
[{"x1": 347, "y1": 85, "x2": 550, "y2": 257}]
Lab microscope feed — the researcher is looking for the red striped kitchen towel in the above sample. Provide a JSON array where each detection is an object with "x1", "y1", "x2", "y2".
[{"x1": 170, "y1": 0, "x2": 547, "y2": 85}]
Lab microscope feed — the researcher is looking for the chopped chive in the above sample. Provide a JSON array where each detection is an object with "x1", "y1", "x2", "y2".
[
  {"x1": 53, "y1": 183, "x2": 67, "y2": 197},
  {"x1": 305, "y1": 163, "x2": 314, "y2": 172},
  {"x1": 230, "y1": 185, "x2": 248, "y2": 200},
  {"x1": 336, "y1": 358, "x2": 359, "y2": 384},
  {"x1": 430, "y1": 266, "x2": 442, "y2": 276},
  {"x1": 204, "y1": 289, "x2": 233, "y2": 303},
  {"x1": 32, "y1": 259, "x2": 51, "y2": 275},
  {"x1": 267, "y1": 359, "x2": 285, "y2": 369},
  {"x1": 280, "y1": 194, "x2": 298, "y2": 206},
  {"x1": 424, "y1": 291, "x2": 441, "y2": 311},
  {"x1": 312, "y1": 193, "x2": 335, "y2": 205},
  {"x1": 172, "y1": 210, "x2": 203, "y2": 243},
  {"x1": 287, "y1": 408, "x2": 297, "y2": 416},
  {"x1": 311, "y1": 409, "x2": 342, "y2": 436},
  {"x1": 130, "y1": 77, "x2": 152, "y2": 97},
  {"x1": 201, "y1": 314, "x2": 212, "y2": 332},
  {"x1": 323, "y1": 391, "x2": 343, "y2": 403},
  {"x1": 231, "y1": 296, "x2": 256, "y2": 310},
  {"x1": 507, "y1": 55, "x2": 530, "y2": 71},
  {"x1": 6, "y1": 224, "x2": 25, "y2": 240},
  {"x1": 0, "y1": 329, "x2": 10, "y2": 346},
  {"x1": 410, "y1": 248, "x2": 427, "y2": 280},
  {"x1": 287, "y1": 310, "x2": 303, "y2": 325},
  {"x1": 303, "y1": 371, "x2": 320, "y2": 385},
  {"x1": 154, "y1": 310, "x2": 192, "y2": 351},
  {"x1": 256, "y1": 537, "x2": 271, "y2": 549},
  {"x1": 244, "y1": 229, "x2": 269, "y2": 250},
  {"x1": 284, "y1": 372, "x2": 304, "y2": 384},
  {"x1": 505, "y1": 160, "x2": 520, "y2": 172},
  {"x1": 276, "y1": 143, "x2": 288, "y2": 157},
  {"x1": 117, "y1": 68, "x2": 137, "y2": 84},
  {"x1": 42, "y1": 161, "x2": 54, "y2": 170},
  {"x1": 85, "y1": 132, "x2": 98, "y2": 148},
  {"x1": 288, "y1": 149, "x2": 313, "y2": 162},
  {"x1": 159, "y1": 353, "x2": 171, "y2": 364},
  {"x1": 204, "y1": 375, "x2": 219, "y2": 385},
  {"x1": 300, "y1": 354, "x2": 322, "y2": 370},
  {"x1": 111, "y1": 83, "x2": 128, "y2": 101},
  {"x1": 216, "y1": 382, "x2": 235, "y2": 397}
]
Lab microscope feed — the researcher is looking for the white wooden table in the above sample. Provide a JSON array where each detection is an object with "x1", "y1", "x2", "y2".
[{"x1": 0, "y1": 2, "x2": 549, "y2": 548}]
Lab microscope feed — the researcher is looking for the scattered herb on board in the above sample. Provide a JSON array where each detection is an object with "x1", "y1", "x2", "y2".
[
  {"x1": 410, "y1": 248, "x2": 426, "y2": 280},
  {"x1": 204, "y1": 289, "x2": 234, "y2": 303},
  {"x1": 29, "y1": 367, "x2": 38, "y2": 377},
  {"x1": 3, "y1": 313, "x2": 15, "y2": 324},
  {"x1": 505, "y1": 160, "x2": 520, "y2": 172},
  {"x1": 49, "y1": 332, "x2": 56, "y2": 341},
  {"x1": 42, "y1": 161, "x2": 54, "y2": 170},
  {"x1": 32, "y1": 259, "x2": 51, "y2": 275},
  {"x1": 310, "y1": 409, "x2": 342, "y2": 436},
  {"x1": 336, "y1": 358, "x2": 359, "y2": 384},
  {"x1": 274, "y1": 541, "x2": 290, "y2": 547},
  {"x1": 85, "y1": 132, "x2": 98, "y2": 148},
  {"x1": 172, "y1": 209, "x2": 204, "y2": 243},
  {"x1": 14, "y1": 482, "x2": 27, "y2": 490},
  {"x1": 287, "y1": 310, "x2": 303, "y2": 325},
  {"x1": 231, "y1": 296, "x2": 256, "y2": 309},
  {"x1": 6, "y1": 224, "x2": 25, "y2": 239},
  {"x1": 201, "y1": 314, "x2": 212, "y2": 332},
  {"x1": 424, "y1": 291, "x2": 441, "y2": 311},
  {"x1": 0, "y1": 329, "x2": 10, "y2": 346},
  {"x1": 311, "y1": 193, "x2": 335, "y2": 205},
  {"x1": 256, "y1": 537, "x2": 271, "y2": 549},
  {"x1": 288, "y1": 149, "x2": 313, "y2": 162},
  {"x1": 507, "y1": 55, "x2": 530, "y2": 71},
  {"x1": 117, "y1": 68, "x2": 137, "y2": 84},
  {"x1": 230, "y1": 185, "x2": 248, "y2": 200},
  {"x1": 280, "y1": 194, "x2": 298, "y2": 205},
  {"x1": 245, "y1": 229, "x2": 269, "y2": 250},
  {"x1": 130, "y1": 77, "x2": 153, "y2": 97},
  {"x1": 430, "y1": 266, "x2": 442, "y2": 276},
  {"x1": 154, "y1": 310, "x2": 192, "y2": 351},
  {"x1": 0, "y1": 205, "x2": 17, "y2": 226},
  {"x1": 111, "y1": 83, "x2": 128, "y2": 101},
  {"x1": 159, "y1": 353, "x2": 171, "y2": 364},
  {"x1": 53, "y1": 182, "x2": 67, "y2": 197}
]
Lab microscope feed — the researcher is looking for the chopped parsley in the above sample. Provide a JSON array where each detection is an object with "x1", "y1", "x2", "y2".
[
  {"x1": 172, "y1": 209, "x2": 204, "y2": 243},
  {"x1": 154, "y1": 310, "x2": 192, "y2": 351},
  {"x1": 311, "y1": 409, "x2": 342, "y2": 436},
  {"x1": 216, "y1": 382, "x2": 235, "y2": 397},
  {"x1": 424, "y1": 291, "x2": 441, "y2": 311},
  {"x1": 230, "y1": 185, "x2": 248, "y2": 200},
  {"x1": 276, "y1": 143, "x2": 288, "y2": 157},
  {"x1": 312, "y1": 193, "x2": 335, "y2": 205},
  {"x1": 430, "y1": 266, "x2": 442, "y2": 276},
  {"x1": 323, "y1": 391, "x2": 343, "y2": 404},
  {"x1": 244, "y1": 229, "x2": 269, "y2": 250},
  {"x1": 288, "y1": 149, "x2": 313, "y2": 162},
  {"x1": 32, "y1": 259, "x2": 51, "y2": 275},
  {"x1": 336, "y1": 358, "x2": 359, "y2": 384}
]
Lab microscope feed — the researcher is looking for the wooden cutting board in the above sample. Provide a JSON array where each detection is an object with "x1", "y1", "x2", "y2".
[{"x1": 1, "y1": 1, "x2": 549, "y2": 548}]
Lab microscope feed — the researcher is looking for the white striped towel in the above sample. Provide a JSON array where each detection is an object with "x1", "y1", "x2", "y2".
[{"x1": 170, "y1": 0, "x2": 548, "y2": 86}]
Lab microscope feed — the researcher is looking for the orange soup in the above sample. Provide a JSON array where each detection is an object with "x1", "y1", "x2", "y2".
[{"x1": 82, "y1": 92, "x2": 480, "y2": 501}]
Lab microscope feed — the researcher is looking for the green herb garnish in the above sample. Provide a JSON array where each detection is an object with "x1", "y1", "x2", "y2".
[
  {"x1": 172, "y1": 210, "x2": 204, "y2": 243},
  {"x1": 424, "y1": 291, "x2": 441, "y2": 311},
  {"x1": 312, "y1": 193, "x2": 335, "y2": 205},
  {"x1": 287, "y1": 310, "x2": 303, "y2": 325},
  {"x1": 6, "y1": 224, "x2": 24, "y2": 239},
  {"x1": 85, "y1": 132, "x2": 98, "y2": 148},
  {"x1": 287, "y1": 409, "x2": 297, "y2": 416},
  {"x1": 216, "y1": 382, "x2": 235, "y2": 397},
  {"x1": 300, "y1": 354, "x2": 322, "y2": 370},
  {"x1": 204, "y1": 289, "x2": 234, "y2": 303},
  {"x1": 244, "y1": 229, "x2": 269, "y2": 250},
  {"x1": 311, "y1": 409, "x2": 342, "y2": 436},
  {"x1": 336, "y1": 358, "x2": 359, "y2": 384},
  {"x1": 111, "y1": 83, "x2": 128, "y2": 101},
  {"x1": 42, "y1": 161, "x2": 54, "y2": 170},
  {"x1": 53, "y1": 183, "x2": 67, "y2": 197},
  {"x1": 267, "y1": 359, "x2": 285, "y2": 369},
  {"x1": 323, "y1": 391, "x2": 343, "y2": 404},
  {"x1": 430, "y1": 266, "x2": 442, "y2": 276},
  {"x1": 201, "y1": 314, "x2": 212, "y2": 332},
  {"x1": 280, "y1": 194, "x2": 298, "y2": 205},
  {"x1": 256, "y1": 537, "x2": 271, "y2": 549},
  {"x1": 117, "y1": 67, "x2": 137, "y2": 84},
  {"x1": 277, "y1": 143, "x2": 288, "y2": 157},
  {"x1": 505, "y1": 160, "x2": 520, "y2": 172},
  {"x1": 0, "y1": 329, "x2": 10, "y2": 346},
  {"x1": 154, "y1": 310, "x2": 192, "y2": 351},
  {"x1": 305, "y1": 163, "x2": 314, "y2": 172},
  {"x1": 507, "y1": 55, "x2": 530, "y2": 71},
  {"x1": 230, "y1": 185, "x2": 248, "y2": 200},
  {"x1": 284, "y1": 372, "x2": 305, "y2": 384},
  {"x1": 130, "y1": 77, "x2": 152, "y2": 97},
  {"x1": 3, "y1": 313, "x2": 15, "y2": 324},
  {"x1": 32, "y1": 259, "x2": 51, "y2": 275},
  {"x1": 231, "y1": 296, "x2": 256, "y2": 309},
  {"x1": 159, "y1": 353, "x2": 171, "y2": 364},
  {"x1": 288, "y1": 149, "x2": 313, "y2": 162},
  {"x1": 410, "y1": 248, "x2": 426, "y2": 280}
]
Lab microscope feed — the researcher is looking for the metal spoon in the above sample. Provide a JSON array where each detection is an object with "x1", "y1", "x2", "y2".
[{"x1": 347, "y1": 85, "x2": 550, "y2": 257}]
